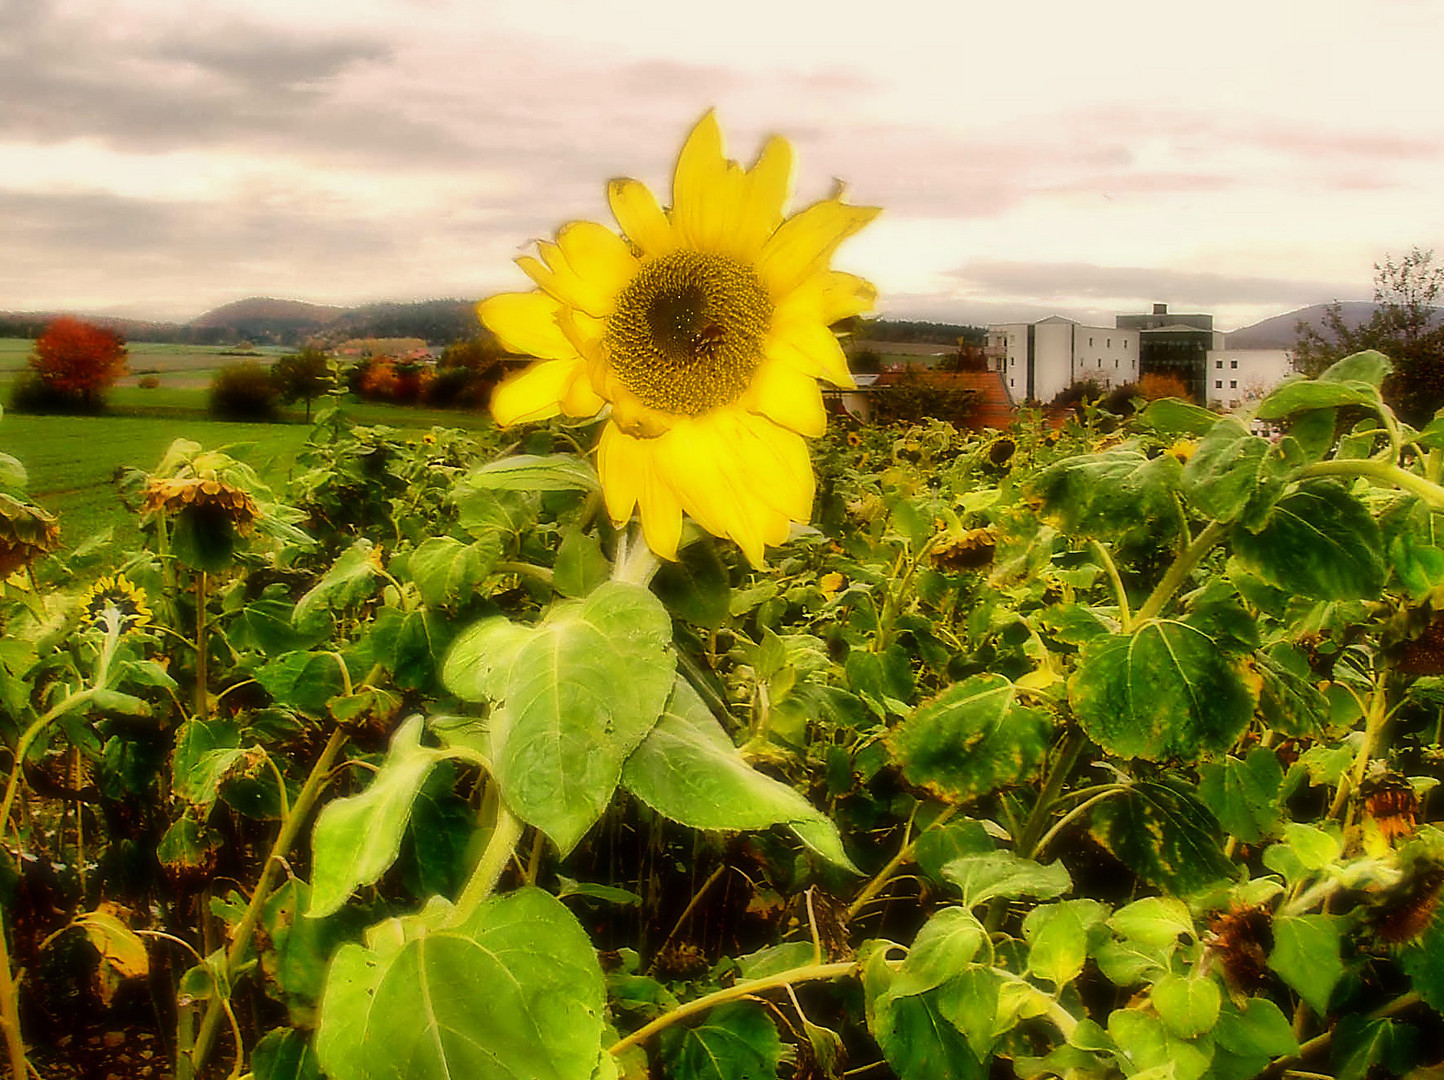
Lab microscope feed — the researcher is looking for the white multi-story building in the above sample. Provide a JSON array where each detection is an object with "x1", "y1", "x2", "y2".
[
  {"x1": 986, "y1": 317, "x2": 1140, "y2": 405},
  {"x1": 1204, "y1": 349, "x2": 1293, "y2": 410}
]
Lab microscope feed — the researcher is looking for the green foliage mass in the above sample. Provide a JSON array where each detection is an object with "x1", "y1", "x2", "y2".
[{"x1": 0, "y1": 354, "x2": 1443, "y2": 1080}]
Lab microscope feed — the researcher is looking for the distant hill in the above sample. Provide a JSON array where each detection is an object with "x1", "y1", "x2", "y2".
[
  {"x1": 0, "y1": 297, "x2": 485, "y2": 347},
  {"x1": 189, "y1": 297, "x2": 346, "y2": 338},
  {"x1": 1224, "y1": 303, "x2": 1379, "y2": 350}
]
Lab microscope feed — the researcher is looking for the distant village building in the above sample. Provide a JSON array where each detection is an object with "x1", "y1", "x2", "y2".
[
  {"x1": 1204, "y1": 348, "x2": 1292, "y2": 410},
  {"x1": 985, "y1": 317, "x2": 1139, "y2": 405},
  {"x1": 1116, "y1": 304, "x2": 1224, "y2": 403}
]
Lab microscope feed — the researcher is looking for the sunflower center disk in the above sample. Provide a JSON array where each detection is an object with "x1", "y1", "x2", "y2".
[{"x1": 605, "y1": 250, "x2": 773, "y2": 416}]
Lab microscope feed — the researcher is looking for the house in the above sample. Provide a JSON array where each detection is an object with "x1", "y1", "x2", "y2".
[
  {"x1": 1204, "y1": 348, "x2": 1293, "y2": 410},
  {"x1": 985, "y1": 317, "x2": 1140, "y2": 405},
  {"x1": 1116, "y1": 304, "x2": 1224, "y2": 403}
]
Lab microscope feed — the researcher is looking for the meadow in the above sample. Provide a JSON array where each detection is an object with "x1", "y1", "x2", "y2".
[{"x1": 0, "y1": 338, "x2": 495, "y2": 559}]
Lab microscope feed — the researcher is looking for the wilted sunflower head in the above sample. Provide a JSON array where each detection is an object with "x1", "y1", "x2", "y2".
[
  {"x1": 142, "y1": 477, "x2": 258, "y2": 535},
  {"x1": 480, "y1": 111, "x2": 879, "y2": 567},
  {"x1": 81, "y1": 573, "x2": 153, "y2": 633},
  {"x1": 0, "y1": 494, "x2": 60, "y2": 577},
  {"x1": 931, "y1": 527, "x2": 997, "y2": 572}
]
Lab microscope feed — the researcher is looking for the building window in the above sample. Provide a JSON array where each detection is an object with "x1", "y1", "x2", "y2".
[
  {"x1": 1107, "y1": 338, "x2": 1112, "y2": 347},
  {"x1": 1089, "y1": 336, "x2": 1094, "y2": 346},
  {"x1": 1216, "y1": 360, "x2": 1223, "y2": 369},
  {"x1": 1230, "y1": 360, "x2": 1238, "y2": 369},
  {"x1": 1114, "y1": 359, "x2": 1119, "y2": 368},
  {"x1": 1215, "y1": 380, "x2": 1223, "y2": 389},
  {"x1": 1010, "y1": 378, "x2": 1015, "y2": 387},
  {"x1": 1230, "y1": 380, "x2": 1237, "y2": 389}
]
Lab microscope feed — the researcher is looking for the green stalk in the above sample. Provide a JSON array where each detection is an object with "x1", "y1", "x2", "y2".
[
  {"x1": 874, "y1": 535, "x2": 943, "y2": 654},
  {"x1": 189, "y1": 726, "x2": 349, "y2": 1076},
  {"x1": 0, "y1": 688, "x2": 95, "y2": 847},
  {"x1": 846, "y1": 806, "x2": 958, "y2": 921},
  {"x1": 1089, "y1": 540, "x2": 1131, "y2": 631},
  {"x1": 1133, "y1": 520, "x2": 1228, "y2": 624},
  {"x1": 607, "y1": 961, "x2": 857, "y2": 1057},
  {"x1": 448, "y1": 803, "x2": 524, "y2": 927},
  {"x1": 0, "y1": 908, "x2": 27, "y2": 1080},
  {"x1": 1301, "y1": 458, "x2": 1444, "y2": 509},
  {"x1": 195, "y1": 570, "x2": 209, "y2": 721}
]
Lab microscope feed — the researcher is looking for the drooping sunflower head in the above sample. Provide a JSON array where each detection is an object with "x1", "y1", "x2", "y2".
[
  {"x1": 0, "y1": 493, "x2": 60, "y2": 578},
  {"x1": 480, "y1": 111, "x2": 879, "y2": 566},
  {"x1": 142, "y1": 477, "x2": 259, "y2": 535},
  {"x1": 81, "y1": 573, "x2": 153, "y2": 634}
]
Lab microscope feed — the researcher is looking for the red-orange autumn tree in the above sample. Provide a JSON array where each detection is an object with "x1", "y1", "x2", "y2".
[{"x1": 29, "y1": 317, "x2": 130, "y2": 409}]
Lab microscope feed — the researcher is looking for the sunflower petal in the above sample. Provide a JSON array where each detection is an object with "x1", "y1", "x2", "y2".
[
  {"x1": 743, "y1": 359, "x2": 828, "y2": 438},
  {"x1": 597, "y1": 423, "x2": 643, "y2": 524},
  {"x1": 733, "y1": 135, "x2": 794, "y2": 258},
  {"x1": 556, "y1": 221, "x2": 638, "y2": 302},
  {"x1": 560, "y1": 368, "x2": 605, "y2": 416},
  {"x1": 490, "y1": 358, "x2": 584, "y2": 425},
  {"x1": 766, "y1": 319, "x2": 856, "y2": 388},
  {"x1": 639, "y1": 459, "x2": 683, "y2": 560},
  {"x1": 820, "y1": 271, "x2": 878, "y2": 324},
  {"x1": 671, "y1": 111, "x2": 734, "y2": 252},
  {"x1": 757, "y1": 194, "x2": 880, "y2": 300},
  {"x1": 477, "y1": 292, "x2": 576, "y2": 361},
  {"x1": 535, "y1": 238, "x2": 617, "y2": 319},
  {"x1": 735, "y1": 413, "x2": 815, "y2": 522},
  {"x1": 608, "y1": 177, "x2": 677, "y2": 256}
]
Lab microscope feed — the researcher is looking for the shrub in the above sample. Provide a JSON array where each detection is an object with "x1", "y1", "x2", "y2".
[
  {"x1": 24, "y1": 316, "x2": 128, "y2": 411},
  {"x1": 209, "y1": 361, "x2": 278, "y2": 420},
  {"x1": 9, "y1": 370, "x2": 97, "y2": 414},
  {"x1": 1138, "y1": 371, "x2": 1191, "y2": 401},
  {"x1": 137, "y1": 375, "x2": 162, "y2": 390}
]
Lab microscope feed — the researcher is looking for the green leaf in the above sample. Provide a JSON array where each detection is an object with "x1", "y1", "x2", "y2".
[
  {"x1": 1399, "y1": 908, "x2": 1444, "y2": 1013},
  {"x1": 1023, "y1": 899, "x2": 1105, "y2": 987},
  {"x1": 1268, "y1": 914, "x2": 1343, "y2": 1015},
  {"x1": 467, "y1": 454, "x2": 600, "y2": 492},
  {"x1": 1197, "y1": 748, "x2": 1285, "y2": 844},
  {"x1": 251, "y1": 1027, "x2": 321, "y2": 1080},
  {"x1": 870, "y1": 982, "x2": 987, "y2": 1080},
  {"x1": 0, "y1": 452, "x2": 27, "y2": 493},
  {"x1": 1140, "y1": 398, "x2": 1221, "y2": 437},
  {"x1": 651, "y1": 538, "x2": 732, "y2": 629},
  {"x1": 891, "y1": 907, "x2": 986, "y2": 997},
  {"x1": 1180, "y1": 418, "x2": 1289, "y2": 527},
  {"x1": 441, "y1": 616, "x2": 534, "y2": 704},
  {"x1": 293, "y1": 541, "x2": 381, "y2": 631},
  {"x1": 1256, "y1": 376, "x2": 1381, "y2": 420},
  {"x1": 157, "y1": 815, "x2": 222, "y2": 876},
  {"x1": 490, "y1": 581, "x2": 675, "y2": 854},
  {"x1": 171, "y1": 718, "x2": 248, "y2": 807},
  {"x1": 1088, "y1": 780, "x2": 1234, "y2": 894},
  {"x1": 734, "y1": 942, "x2": 817, "y2": 980},
  {"x1": 887, "y1": 675, "x2": 1052, "y2": 803},
  {"x1": 1214, "y1": 997, "x2": 1298, "y2": 1059},
  {"x1": 308, "y1": 716, "x2": 443, "y2": 917},
  {"x1": 941, "y1": 852, "x2": 1071, "y2": 909},
  {"x1": 315, "y1": 887, "x2": 606, "y2": 1080},
  {"x1": 622, "y1": 677, "x2": 855, "y2": 871},
  {"x1": 1026, "y1": 450, "x2": 1182, "y2": 539},
  {"x1": 660, "y1": 1001, "x2": 783, "y2": 1080},
  {"x1": 1108, "y1": 896, "x2": 1196, "y2": 949},
  {"x1": 408, "y1": 535, "x2": 499, "y2": 607},
  {"x1": 1107, "y1": 1010, "x2": 1213, "y2": 1080},
  {"x1": 255, "y1": 651, "x2": 348, "y2": 715},
  {"x1": 1151, "y1": 974, "x2": 1221, "y2": 1038},
  {"x1": 1069, "y1": 620, "x2": 1256, "y2": 761},
  {"x1": 1332, "y1": 1016, "x2": 1417, "y2": 1080},
  {"x1": 915, "y1": 817, "x2": 995, "y2": 885},
  {"x1": 259, "y1": 880, "x2": 359, "y2": 1027},
  {"x1": 1233, "y1": 484, "x2": 1385, "y2": 600},
  {"x1": 1319, "y1": 350, "x2": 1392, "y2": 387},
  {"x1": 1254, "y1": 644, "x2": 1327, "y2": 737},
  {"x1": 553, "y1": 529, "x2": 609, "y2": 598},
  {"x1": 1281, "y1": 822, "x2": 1341, "y2": 871}
]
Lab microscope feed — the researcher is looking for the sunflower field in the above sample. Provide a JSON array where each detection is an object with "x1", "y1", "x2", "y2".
[{"x1": 1, "y1": 116, "x2": 1443, "y2": 1080}]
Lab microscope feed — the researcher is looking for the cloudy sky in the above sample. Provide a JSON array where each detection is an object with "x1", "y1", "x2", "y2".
[{"x1": 4, "y1": 0, "x2": 1443, "y2": 332}]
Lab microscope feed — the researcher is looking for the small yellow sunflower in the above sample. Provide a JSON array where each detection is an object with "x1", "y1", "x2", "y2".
[
  {"x1": 481, "y1": 111, "x2": 879, "y2": 566},
  {"x1": 81, "y1": 573, "x2": 153, "y2": 633}
]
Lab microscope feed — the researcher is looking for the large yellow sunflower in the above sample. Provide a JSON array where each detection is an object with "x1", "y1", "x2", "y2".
[{"x1": 481, "y1": 112, "x2": 879, "y2": 566}]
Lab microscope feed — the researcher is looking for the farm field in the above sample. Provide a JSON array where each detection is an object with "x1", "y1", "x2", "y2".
[{"x1": 0, "y1": 337, "x2": 497, "y2": 557}]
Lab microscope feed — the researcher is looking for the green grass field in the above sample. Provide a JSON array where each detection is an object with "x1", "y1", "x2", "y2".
[{"x1": 0, "y1": 338, "x2": 496, "y2": 561}]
